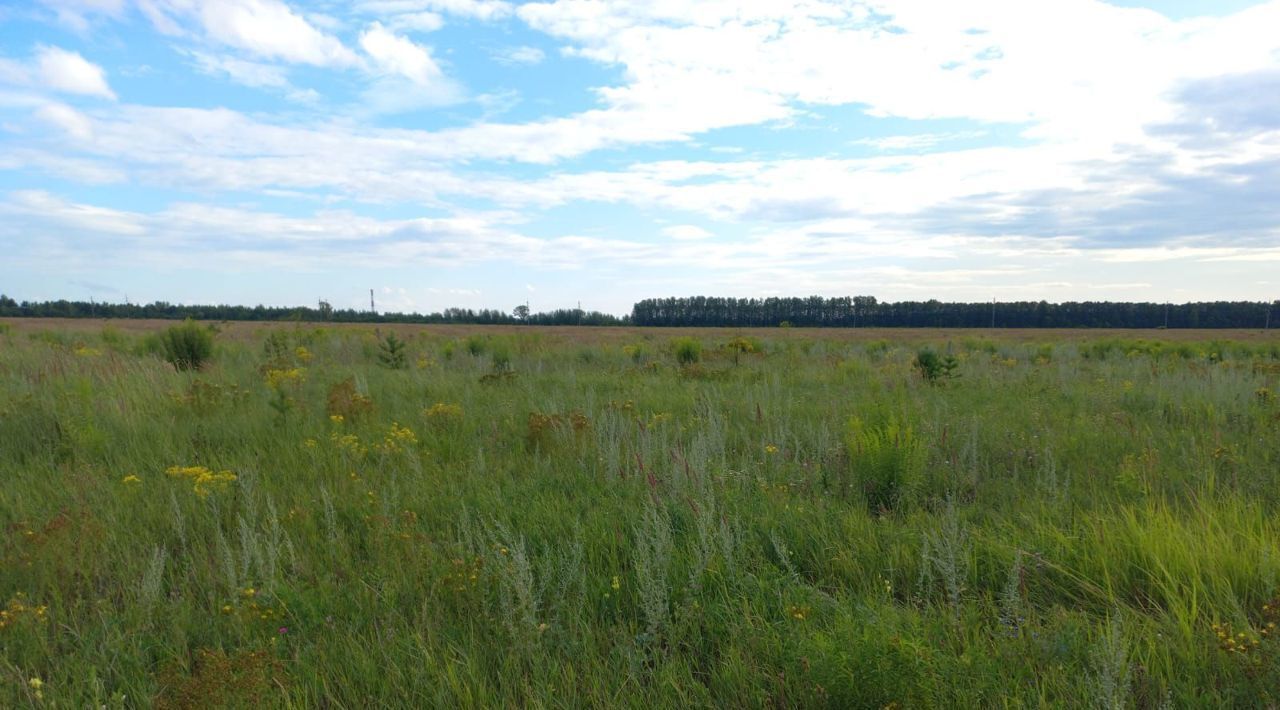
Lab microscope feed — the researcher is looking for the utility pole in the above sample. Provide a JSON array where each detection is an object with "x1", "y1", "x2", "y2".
[
  {"x1": 370, "y1": 289, "x2": 376, "y2": 314},
  {"x1": 990, "y1": 298, "x2": 996, "y2": 329},
  {"x1": 1164, "y1": 301, "x2": 1169, "y2": 329}
]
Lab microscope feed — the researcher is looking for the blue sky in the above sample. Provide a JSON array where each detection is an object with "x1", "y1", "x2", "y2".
[{"x1": 1, "y1": 0, "x2": 1278, "y2": 315}]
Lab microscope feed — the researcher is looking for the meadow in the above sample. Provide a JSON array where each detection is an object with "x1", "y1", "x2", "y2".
[{"x1": 1, "y1": 318, "x2": 1279, "y2": 707}]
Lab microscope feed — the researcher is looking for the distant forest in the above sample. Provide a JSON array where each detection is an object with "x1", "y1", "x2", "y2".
[{"x1": 1, "y1": 294, "x2": 1277, "y2": 329}]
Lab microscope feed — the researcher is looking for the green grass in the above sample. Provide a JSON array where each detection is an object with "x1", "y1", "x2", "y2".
[{"x1": 1, "y1": 324, "x2": 1279, "y2": 707}]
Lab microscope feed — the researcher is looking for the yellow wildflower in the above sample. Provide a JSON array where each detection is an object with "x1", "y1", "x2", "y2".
[
  {"x1": 167, "y1": 465, "x2": 237, "y2": 498},
  {"x1": 264, "y1": 367, "x2": 305, "y2": 390},
  {"x1": 765, "y1": 444, "x2": 779, "y2": 454},
  {"x1": 121, "y1": 474, "x2": 141, "y2": 484},
  {"x1": 423, "y1": 402, "x2": 463, "y2": 421}
]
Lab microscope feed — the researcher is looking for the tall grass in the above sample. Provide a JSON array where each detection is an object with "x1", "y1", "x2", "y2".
[{"x1": 0, "y1": 324, "x2": 1277, "y2": 706}]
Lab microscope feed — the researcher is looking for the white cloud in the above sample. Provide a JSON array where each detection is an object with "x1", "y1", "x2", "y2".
[
  {"x1": 190, "y1": 0, "x2": 359, "y2": 67},
  {"x1": 359, "y1": 22, "x2": 443, "y2": 86},
  {"x1": 190, "y1": 51, "x2": 290, "y2": 88},
  {"x1": 493, "y1": 45, "x2": 545, "y2": 65},
  {"x1": 34, "y1": 102, "x2": 94, "y2": 140},
  {"x1": 38, "y1": 0, "x2": 126, "y2": 32},
  {"x1": 358, "y1": 0, "x2": 512, "y2": 22},
  {"x1": 661, "y1": 225, "x2": 713, "y2": 241},
  {"x1": 390, "y1": 12, "x2": 444, "y2": 32},
  {"x1": 853, "y1": 131, "x2": 988, "y2": 152},
  {"x1": 35, "y1": 46, "x2": 116, "y2": 99}
]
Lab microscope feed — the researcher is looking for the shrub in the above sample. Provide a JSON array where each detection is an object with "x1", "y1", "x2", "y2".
[
  {"x1": 262, "y1": 331, "x2": 294, "y2": 366},
  {"x1": 0, "y1": 322, "x2": 11, "y2": 336},
  {"x1": 100, "y1": 325, "x2": 128, "y2": 351},
  {"x1": 913, "y1": 347, "x2": 958, "y2": 383},
  {"x1": 159, "y1": 320, "x2": 214, "y2": 371},
  {"x1": 723, "y1": 336, "x2": 760, "y2": 365},
  {"x1": 846, "y1": 415, "x2": 925, "y2": 512},
  {"x1": 326, "y1": 378, "x2": 374, "y2": 421},
  {"x1": 489, "y1": 340, "x2": 512, "y2": 371},
  {"x1": 464, "y1": 335, "x2": 487, "y2": 357},
  {"x1": 672, "y1": 337, "x2": 702, "y2": 365},
  {"x1": 377, "y1": 333, "x2": 407, "y2": 369},
  {"x1": 622, "y1": 343, "x2": 646, "y2": 364}
]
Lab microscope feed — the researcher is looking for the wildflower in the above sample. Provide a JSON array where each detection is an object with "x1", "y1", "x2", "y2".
[
  {"x1": 330, "y1": 414, "x2": 345, "y2": 425},
  {"x1": 378, "y1": 422, "x2": 418, "y2": 453},
  {"x1": 121, "y1": 474, "x2": 141, "y2": 484},
  {"x1": 165, "y1": 465, "x2": 237, "y2": 498},
  {"x1": 423, "y1": 402, "x2": 463, "y2": 421},
  {"x1": 765, "y1": 444, "x2": 779, "y2": 454},
  {"x1": 294, "y1": 346, "x2": 313, "y2": 363},
  {"x1": 264, "y1": 367, "x2": 305, "y2": 390},
  {"x1": 303, "y1": 438, "x2": 317, "y2": 448},
  {"x1": 611, "y1": 575, "x2": 621, "y2": 591},
  {"x1": 29, "y1": 678, "x2": 43, "y2": 690},
  {"x1": 242, "y1": 587, "x2": 256, "y2": 598},
  {"x1": 332, "y1": 432, "x2": 363, "y2": 455},
  {"x1": 538, "y1": 623, "x2": 549, "y2": 633},
  {"x1": 278, "y1": 626, "x2": 289, "y2": 635}
]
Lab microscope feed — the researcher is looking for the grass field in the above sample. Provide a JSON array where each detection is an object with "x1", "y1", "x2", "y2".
[{"x1": 2, "y1": 319, "x2": 1279, "y2": 707}]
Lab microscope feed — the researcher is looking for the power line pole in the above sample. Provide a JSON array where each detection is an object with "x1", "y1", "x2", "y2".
[
  {"x1": 370, "y1": 289, "x2": 376, "y2": 314},
  {"x1": 990, "y1": 297, "x2": 996, "y2": 329},
  {"x1": 1164, "y1": 301, "x2": 1169, "y2": 329}
]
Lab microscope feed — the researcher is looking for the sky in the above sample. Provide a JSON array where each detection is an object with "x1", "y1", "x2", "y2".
[{"x1": 1, "y1": 0, "x2": 1278, "y2": 315}]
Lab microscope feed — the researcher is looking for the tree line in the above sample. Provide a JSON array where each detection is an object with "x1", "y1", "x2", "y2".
[
  {"x1": 0, "y1": 295, "x2": 625, "y2": 326},
  {"x1": 1, "y1": 294, "x2": 1275, "y2": 329},
  {"x1": 630, "y1": 296, "x2": 1278, "y2": 328}
]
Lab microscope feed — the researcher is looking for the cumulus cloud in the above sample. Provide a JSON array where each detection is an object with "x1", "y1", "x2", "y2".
[
  {"x1": 144, "y1": 0, "x2": 359, "y2": 67},
  {"x1": 35, "y1": 46, "x2": 116, "y2": 99},
  {"x1": 359, "y1": 22, "x2": 443, "y2": 85}
]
